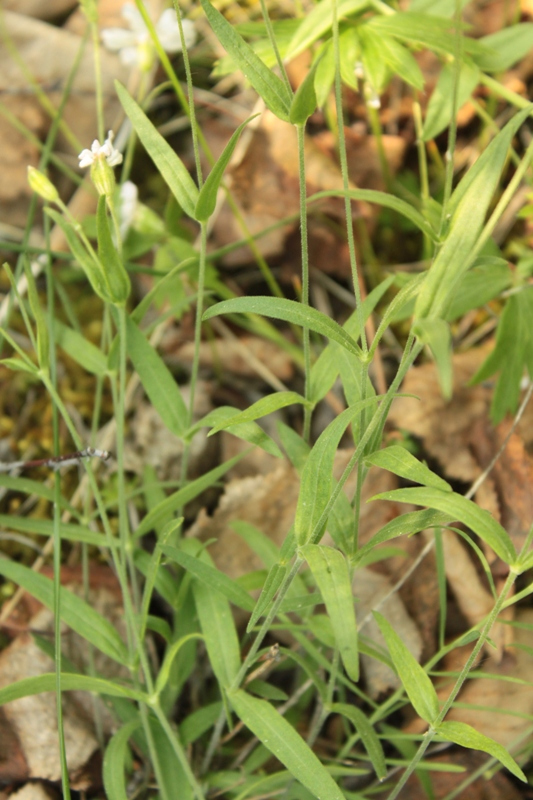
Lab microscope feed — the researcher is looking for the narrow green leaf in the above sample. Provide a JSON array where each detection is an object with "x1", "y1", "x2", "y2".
[
  {"x1": 115, "y1": 81, "x2": 199, "y2": 219},
  {"x1": 229, "y1": 689, "x2": 346, "y2": 800},
  {"x1": 330, "y1": 703, "x2": 386, "y2": 780},
  {"x1": 96, "y1": 195, "x2": 130, "y2": 306},
  {"x1": 203, "y1": 296, "x2": 363, "y2": 358},
  {"x1": 195, "y1": 115, "x2": 259, "y2": 221},
  {"x1": 247, "y1": 562, "x2": 287, "y2": 632},
  {"x1": 134, "y1": 451, "x2": 246, "y2": 538},
  {"x1": 366, "y1": 445, "x2": 452, "y2": 492},
  {"x1": 0, "y1": 559, "x2": 128, "y2": 664},
  {"x1": 161, "y1": 544, "x2": 255, "y2": 611},
  {"x1": 295, "y1": 397, "x2": 380, "y2": 546},
  {"x1": 367, "y1": 13, "x2": 490, "y2": 57},
  {"x1": 314, "y1": 41, "x2": 335, "y2": 107},
  {"x1": 301, "y1": 544, "x2": 359, "y2": 681},
  {"x1": 415, "y1": 105, "x2": 533, "y2": 320},
  {"x1": 290, "y1": 59, "x2": 319, "y2": 124},
  {"x1": 414, "y1": 318, "x2": 452, "y2": 397},
  {"x1": 475, "y1": 24, "x2": 533, "y2": 73},
  {"x1": 23, "y1": 261, "x2": 49, "y2": 371},
  {"x1": 371, "y1": 487, "x2": 516, "y2": 564},
  {"x1": 192, "y1": 555, "x2": 241, "y2": 690},
  {"x1": 286, "y1": 0, "x2": 370, "y2": 60},
  {"x1": 423, "y1": 61, "x2": 480, "y2": 142},
  {"x1": 155, "y1": 633, "x2": 204, "y2": 697},
  {"x1": 437, "y1": 720, "x2": 526, "y2": 782},
  {"x1": 103, "y1": 719, "x2": 141, "y2": 800},
  {"x1": 310, "y1": 189, "x2": 435, "y2": 239},
  {"x1": 45, "y1": 209, "x2": 111, "y2": 302},
  {"x1": 208, "y1": 392, "x2": 309, "y2": 434},
  {"x1": 126, "y1": 315, "x2": 187, "y2": 437},
  {"x1": 310, "y1": 276, "x2": 395, "y2": 404},
  {"x1": 0, "y1": 514, "x2": 116, "y2": 549},
  {"x1": 54, "y1": 319, "x2": 107, "y2": 376},
  {"x1": 201, "y1": 0, "x2": 292, "y2": 121},
  {"x1": 379, "y1": 35, "x2": 424, "y2": 90},
  {"x1": 353, "y1": 509, "x2": 452, "y2": 567},
  {"x1": 0, "y1": 357, "x2": 37, "y2": 375},
  {"x1": 374, "y1": 612, "x2": 440, "y2": 725},
  {"x1": 0, "y1": 673, "x2": 146, "y2": 706},
  {"x1": 195, "y1": 406, "x2": 283, "y2": 457}
]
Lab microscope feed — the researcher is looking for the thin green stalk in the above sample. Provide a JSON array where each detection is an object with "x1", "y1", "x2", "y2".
[
  {"x1": 86, "y1": 3, "x2": 105, "y2": 141},
  {"x1": 297, "y1": 124, "x2": 312, "y2": 442},
  {"x1": 412, "y1": 95, "x2": 432, "y2": 261},
  {"x1": 331, "y1": 0, "x2": 368, "y2": 356},
  {"x1": 181, "y1": 223, "x2": 208, "y2": 486},
  {"x1": 438, "y1": 0, "x2": 463, "y2": 236},
  {"x1": 45, "y1": 244, "x2": 72, "y2": 800},
  {"x1": 385, "y1": 570, "x2": 517, "y2": 800},
  {"x1": 258, "y1": 0, "x2": 291, "y2": 94},
  {"x1": 139, "y1": 703, "x2": 173, "y2": 800},
  {"x1": 367, "y1": 103, "x2": 392, "y2": 192},
  {"x1": 479, "y1": 73, "x2": 533, "y2": 111}
]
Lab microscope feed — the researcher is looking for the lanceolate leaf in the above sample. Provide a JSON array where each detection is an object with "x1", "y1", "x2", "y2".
[
  {"x1": 375, "y1": 612, "x2": 440, "y2": 725},
  {"x1": 201, "y1": 0, "x2": 292, "y2": 121},
  {"x1": 0, "y1": 673, "x2": 145, "y2": 706},
  {"x1": 0, "y1": 559, "x2": 128, "y2": 665},
  {"x1": 437, "y1": 720, "x2": 526, "y2": 782},
  {"x1": 126, "y1": 315, "x2": 187, "y2": 437},
  {"x1": 330, "y1": 703, "x2": 386, "y2": 780},
  {"x1": 103, "y1": 720, "x2": 142, "y2": 800},
  {"x1": 115, "y1": 81, "x2": 199, "y2": 219},
  {"x1": 195, "y1": 115, "x2": 259, "y2": 220},
  {"x1": 295, "y1": 397, "x2": 380, "y2": 546},
  {"x1": 229, "y1": 689, "x2": 346, "y2": 800},
  {"x1": 203, "y1": 297, "x2": 363, "y2": 358},
  {"x1": 415, "y1": 105, "x2": 533, "y2": 320},
  {"x1": 365, "y1": 446, "x2": 452, "y2": 492},
  {"x1": 301, "y1": 544, "x2": 359, "y2": 681},
  {"x1": 371, "y1": 487, "x2": 516, "y2": 564}
]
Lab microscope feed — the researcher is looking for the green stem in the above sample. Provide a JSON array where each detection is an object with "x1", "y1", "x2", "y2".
[
  {"x1": 153, "y1": 703, "x2": 206, "y2": 800},
  {"x1": 385, "y1": 571, "x2": 517, "y2": 800},
  {"x1": 297, "y1": 124, "x2": 312, "y2": 442}
]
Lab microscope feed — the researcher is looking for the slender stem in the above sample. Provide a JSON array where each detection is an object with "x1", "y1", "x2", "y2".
[
  {"x1": 331, "y1": 0, "x2": 367, "y2": 356},
  {"x1": 438, "y1": 0, "x2": 462, "y2": 237},
  {"x1": 297, "y1": 124, "x2": 312, "y2": 442},
  {"x1": 258, "y1": 0, "x2": 292, "y2": 94},
  {"x1": 45, "y1": 244, "x2": 72, "y2": 800},
  {"x1": 385, "y1": 571, "x2": 517, "y2": 800}
]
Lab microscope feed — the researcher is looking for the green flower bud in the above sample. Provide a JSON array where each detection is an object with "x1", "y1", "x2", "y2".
[{"x1": 27, "y1": 166, "x2": 59, "y2": 203}]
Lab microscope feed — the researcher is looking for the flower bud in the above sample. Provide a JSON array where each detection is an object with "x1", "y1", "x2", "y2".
[
  {"x1": 27, "y1": 166, "x2": 59, "y2": 203},
  {"x1": 91, "y1": 158, "x2": 116, "y2": 197}
]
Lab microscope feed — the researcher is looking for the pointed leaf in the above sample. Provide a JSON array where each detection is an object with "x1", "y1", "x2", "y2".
[
  {"x1": 366, "y1": 446, "x2": 452, "y2": 492},
  {"x1": 115, "y1": 81, "x2": 199, "y2": 219},
  {"x1": 229, "y1": 689, "x2": 346, "y2": 800},
  {"x1": 371, "y1": 487, "x2": 516, "y2": 564},
  {"x1": 295, "y1": 397, "x2": 379, "y2": 546},
  {"x1": 208, "y1": 392, "x2": 309, "y2": 434},
  {"x1": 0, "y1": 673, "x2": 146, "y2": 706},
  {"x1": 96, "y1": 195, "x2": 130, "y2": 305},
  {"x1": 414, "y1": 318, "x2": 452, "y2": 397},
  {"x1": 195, "y1": 115, "x2": 259, "y2": 221},
  {"x1": 0, "y1": 559, "x2": 128, "y2": 664},
  {"x1": 126, "y1": 315, "x2": 187, "y2": 437},
  {"x1": 301, "y1": 545, "x2": 359, "y2": 681},
  {"x1": 161, "y1": 545, "x2": 255, "y2": 611},
  {"x1": 286, "y1": 0, "x2": 370, "y2": 60},
  {"x1": 203, "y1": 296, "x2": 363, "y2": 358},
  {"x1": 201, "y1": 0, "x2": 292, "y2": 121},
  {"x1": 330, "y1": 703, "x2": 386, "y2": 779},
  {"x1": 374, "y1": 612, "x2": 439, "y2": 724},
  {"x1": 290, "y1": 59, "x2": 319, "y2": 124},
  {"x1": 437, "y1": 720, "x2": 526, "y2": 782},
  {"x1": 103, "y1": 720, "x2": 142, "y2": 800},
  {"x1": 192, "y1": 554, "x2": 241, "y2": 690},
  {"x1": 415, "y1": 105, "x2": 533, "y2": 320}
]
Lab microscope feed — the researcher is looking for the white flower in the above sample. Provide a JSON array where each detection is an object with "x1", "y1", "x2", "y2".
[
  {"x1": 118, "y1": 180, "x2": 138, "y2": 238},
  {"x1": 78, "y1": 130, "x2": 123, "y2": 169},
  {"x1": 101, "y1": 3, "x2": 196, "y2": 68}
]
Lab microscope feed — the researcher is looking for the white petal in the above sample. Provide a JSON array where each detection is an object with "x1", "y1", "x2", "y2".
[
  {"x1": 122, "y1": 3, "x2": 146, "y2": 34},
  {"x1": 101, "y1": 27, "x2": 138, "y2": 52},
  {"x1": 78, "y1": 149, "x2": 95, "y2": 168},
  {"x1": 119, "y1": 46, "x2": 140, "y2": 66}
]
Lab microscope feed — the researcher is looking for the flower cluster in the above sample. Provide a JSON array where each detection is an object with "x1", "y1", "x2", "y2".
[
  {"x1": 78, "y1": 130, "x2": 123, "y2": 169},
  {"x1": 101, "y1": 3, "x2": 196, "y2": 70}
]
